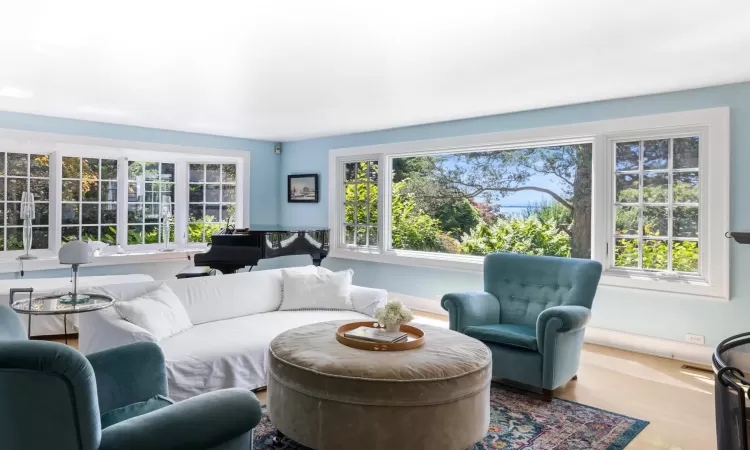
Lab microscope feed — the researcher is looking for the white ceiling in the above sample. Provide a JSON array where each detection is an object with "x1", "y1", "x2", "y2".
[{"x1": 1, "y1": 1, "x2": 750, "y2": 142}]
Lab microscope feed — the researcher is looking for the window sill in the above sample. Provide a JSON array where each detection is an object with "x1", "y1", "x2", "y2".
[
  {"x1": 0, "y1": 246, "x2": 206, "y2": 275},
  {"x1": 600, "y1": 269, "x2": 727, "y2": 300},
  {"x1": 329, "y1": 248, "x2": 728, "y2": 300}
]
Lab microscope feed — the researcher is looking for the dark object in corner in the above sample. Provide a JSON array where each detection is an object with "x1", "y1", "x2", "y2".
[
  {"x1": 193, "y1": 225, "x2": 329, "y2": 274},
  {"x1": 176, "y1": 266, "x2": 215, "y2": 279},
  {"x1": 727, "y1": 231, "x2": 750, "y2": 244},
  {"x1": 713, "y1": 332, "x2": 750, "y2": 450}
]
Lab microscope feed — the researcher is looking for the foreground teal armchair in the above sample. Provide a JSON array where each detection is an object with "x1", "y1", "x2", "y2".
[
  {"x1": 0, "y1": 305, "x2": 262, "y2": 450},
  {"x1": 441, "y1": 252, "x2": 602, "y2": 400}
]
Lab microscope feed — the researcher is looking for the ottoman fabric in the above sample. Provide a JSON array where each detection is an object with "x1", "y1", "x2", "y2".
[{"x1": 268, "y1": 321, "x2": 491, "y2": 450}]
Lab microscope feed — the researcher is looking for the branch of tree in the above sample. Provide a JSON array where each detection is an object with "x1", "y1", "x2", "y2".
[
  {"x1": 447, "y1": 180, "x2": 574, "y2": 210},
  {"x1": 482, "y1": 186, "x2": 573, "y2": 210}
]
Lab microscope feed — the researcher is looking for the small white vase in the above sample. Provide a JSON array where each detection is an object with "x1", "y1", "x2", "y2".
[{"x1": 385, "y1": 323, "x2": 401, "y2": 333}]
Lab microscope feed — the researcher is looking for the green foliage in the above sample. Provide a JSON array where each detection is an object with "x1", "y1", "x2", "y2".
[
  {"x1": 523, "y1": 200, "x2": 571, "y2": 224},
  {"x1": 391, "y1": 181, "x2": 447, "y2": 252},
  {"x1": 433, "y1": 198, "x2": 482, "y2": 239},
  {"x1": 459, "y1": 216, "x2": 571, "y2": 257},
  {"x1": 615, "y1": 238, "x2": 698, "y2": 272},
  {"x1": 392, "y1": 156, "x2": 436, "y2": 182}
]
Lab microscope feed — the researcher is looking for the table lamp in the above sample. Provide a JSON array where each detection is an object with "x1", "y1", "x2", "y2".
[
  {"x1": 58, "y1": 240, "x2": 93, "y2": 304},
  {"x1": 18, "y1": 192, "x2": 35, "y2": 260},
  {"x1": 160, "y1": 195, "x2": 174, "y2": 252}
]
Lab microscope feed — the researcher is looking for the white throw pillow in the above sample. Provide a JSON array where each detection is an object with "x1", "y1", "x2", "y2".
[
  {"x1": 279, "y1": 268, "x2": 354, "y2": 311},
  {"x1": 113, "y1": 283, "x2": 193, "y2": 341}
]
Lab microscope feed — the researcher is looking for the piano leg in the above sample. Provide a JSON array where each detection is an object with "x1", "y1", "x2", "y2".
[{"x1": 312, "y1": 257, "x2": 322, "y2": 267}]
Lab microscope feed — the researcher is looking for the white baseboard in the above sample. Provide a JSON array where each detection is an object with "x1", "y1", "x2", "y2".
[
  {"x1": 390, "y1": 292, "x2": 448, "y2": 316},
  {"x1": 584, "y1": 327, "x2": 713, "y2": 366},
  {"x1": 394, "y1": 293, "x2": 713, "y2": 366}
]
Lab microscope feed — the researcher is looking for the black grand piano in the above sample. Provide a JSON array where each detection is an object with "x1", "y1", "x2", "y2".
[{"x1": 192, "y1": 225, "x2": 329, "y2": 274}]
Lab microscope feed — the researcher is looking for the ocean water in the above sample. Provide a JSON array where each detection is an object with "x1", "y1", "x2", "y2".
[{"x1": 497, "y1": 205, "x2": 542, "y2": 216}]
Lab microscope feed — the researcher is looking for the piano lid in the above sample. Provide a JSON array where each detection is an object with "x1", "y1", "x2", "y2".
[{"x1": 244, "y1": 224, "x2": 329, "y2": 232}]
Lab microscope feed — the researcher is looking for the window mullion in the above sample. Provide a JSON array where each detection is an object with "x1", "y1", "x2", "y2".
[
  {"x1": 49, "y1": 151, "x2": 62, "y2": 252},
  {"x1": 174, "y1": 161, "x2": 187, "y2": 245},
  {"x1": 379, "y1": 154, "x2": 390, "y2": 254},
  {"x1": 116, "y1": 157, "x2": 128, "y2": 247},
  {"x1": 637, "y1": 141, "x2": 644, "y2": 269},
  {"x1": 667, "y1": 138, "x2": 674, "y2": 272}
]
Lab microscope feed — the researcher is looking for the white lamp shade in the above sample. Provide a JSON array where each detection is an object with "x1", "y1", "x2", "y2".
[
  {"x1": 58, "y1": 240, "x2": 93, "y2": 265},
  {"x1": 20, "y1": 192, "x2": 35, "y2": 220}
]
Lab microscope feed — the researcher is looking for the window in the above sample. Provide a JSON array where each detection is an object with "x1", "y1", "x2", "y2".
[
  {"x1": 0, "y1": 130, "x2": 247, "y2": 263},
  {"x1": 390, "y1": 144, "x2": 592, "y2": 259},
  {"x1": 342, "y1": 161, "x2": 378, "y2": 248},
  {"x1": 612, "y1": 137, "x2": 700, "y2": 274},
  {"x1": 127, "y1": 161, "x2": 175, "y2": 245},
  {"x1": 0, "y1": 152, "x2": 50, "y2": 250},
  {"x1": 61, "y1": 157, "x2": 118, "y2": 245},
  {"x1": 329, "y1": 108, "x2": 729, "y2": 298},
  {"x1": 188, "y1": 163, "x2": 237, "y2": 243}
]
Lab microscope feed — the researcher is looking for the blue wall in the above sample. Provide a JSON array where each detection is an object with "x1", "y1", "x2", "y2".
[
  {"x1": 280, "y1": 82, "x2": 750, "y2": 347},
  {"x1": 0, "y1": 111, "x2": 281, "y2": 224}
]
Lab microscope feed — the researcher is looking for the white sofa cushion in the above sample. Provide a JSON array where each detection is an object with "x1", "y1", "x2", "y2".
[
  {"x1": 279, "y1": 268, "x2": 353, "y2": 311},
  {"x1": 163, "y1": 269, "x2": 294, "y2": 324},
  {"x1": 159, "y1": 310, "x2": 371, "y2": 400},
  {"x1": 114, "y1": 284, "x2": 193, "y2": 341}
]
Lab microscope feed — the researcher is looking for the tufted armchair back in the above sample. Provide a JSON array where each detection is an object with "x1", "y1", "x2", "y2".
[
  {"x1": 0, "y1": 305, "x2": 101, "y2": 450},
  {"x1": 484, "y1": 252, "x2": 602, "y2": 328}
]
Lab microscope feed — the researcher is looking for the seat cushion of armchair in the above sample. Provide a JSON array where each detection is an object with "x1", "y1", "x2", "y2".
[
  {"x1": 101, "y1": 395, "x2": 174, "y2": 429},
  {"x1": 464, "y1": 324, "x2": 538, "y2": 351}
]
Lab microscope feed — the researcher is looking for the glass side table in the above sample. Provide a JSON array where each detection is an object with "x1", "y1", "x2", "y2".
[{"x1": 9, "y1": 288, "x2": 115, "y2": 345}]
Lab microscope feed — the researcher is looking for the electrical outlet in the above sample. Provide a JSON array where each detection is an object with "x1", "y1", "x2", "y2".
[{"x1": 685, "y1": 333, "x2": 705, "y2": 345}]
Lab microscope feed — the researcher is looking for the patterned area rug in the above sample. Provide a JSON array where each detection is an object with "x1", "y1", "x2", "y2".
[{"x1": 253, "y1": 384, "x2": 648, "y2": 449}]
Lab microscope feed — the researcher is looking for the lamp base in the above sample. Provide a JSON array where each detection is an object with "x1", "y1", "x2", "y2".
[
  {"x1": 159, "y1": 248, "x2": 175, "y2": 252},
  {"x1": 17, "y1": 254, "x2": 36, "y2": 260},
  {"x1": 60, "y1": 294, "x2": 90, "y2": 304}
]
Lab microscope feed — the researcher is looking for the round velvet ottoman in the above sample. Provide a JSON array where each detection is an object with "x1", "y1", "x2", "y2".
[{"x1": 267, "y1": 321, "x2": 491, "y2": 450}]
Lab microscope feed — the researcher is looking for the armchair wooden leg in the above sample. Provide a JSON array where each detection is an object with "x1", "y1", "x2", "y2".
[
  {"x1": 572, "y1": 374, "x2": 578, "y2": 381},
  {"x1": 542, "y1": 389, "x2": 554, "y2": 402}
]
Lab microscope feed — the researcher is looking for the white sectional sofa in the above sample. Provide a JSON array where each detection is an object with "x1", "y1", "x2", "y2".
[{"x1": 78, "y1": 268, "x2": 386, "y2": 401}]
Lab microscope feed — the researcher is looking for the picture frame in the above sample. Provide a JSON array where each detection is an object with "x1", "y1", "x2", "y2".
[{"x1": 288, "y1": 174, "x2": 319, "y2": 203}]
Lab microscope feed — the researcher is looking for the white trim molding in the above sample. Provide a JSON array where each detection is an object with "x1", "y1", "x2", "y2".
[
  {"x1": 328, "y1": 107, "x2": 730, "y2": 299},
  {"x1": 583, "y1": 326, "x2": 713, "y2": 366},
  {"x1": 0, "y1": 247, "x2": 204, "y2": 275}
]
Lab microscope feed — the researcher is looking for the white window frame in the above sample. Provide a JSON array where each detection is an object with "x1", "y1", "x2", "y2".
[
  {"x1": 0, "y1": 129, "x2": 251, "y2": 271},
  {"x1": 59, "y1": 155, "x2": 120, "y2": 246},
  {"x1": 187, "y1": 162, "x2": 239, "y2": 244},
  {"x1": 328, "y1": 108, "x2": 730, "y2": 299}
]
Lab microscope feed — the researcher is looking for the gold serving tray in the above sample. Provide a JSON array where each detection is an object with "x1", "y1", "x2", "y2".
[{"x1": 336, "y1": 321, "x2": 425, "y2": 351}]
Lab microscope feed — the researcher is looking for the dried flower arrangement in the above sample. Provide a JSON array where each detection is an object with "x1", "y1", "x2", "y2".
[{"x1": 374, "y1": 301, "x2": 414, "y2": 332}]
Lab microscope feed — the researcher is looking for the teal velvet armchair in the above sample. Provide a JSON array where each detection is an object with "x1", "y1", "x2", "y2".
[
  {"x1": 0, "y1": 305, "x2": 262, "y2": 450},
  {"x1": 441, "y1": 252, "x2": 602, "y2": 400}
]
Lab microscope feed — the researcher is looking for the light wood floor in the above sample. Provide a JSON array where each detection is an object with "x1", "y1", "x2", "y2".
[{"x1": 57, "y1": 314, "x2": 716, "y2": 450}]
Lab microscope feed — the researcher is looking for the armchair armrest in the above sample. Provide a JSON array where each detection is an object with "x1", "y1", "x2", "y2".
[
  {"x1": 536, "y1": 305, "x2": 591, "y2": 352},
  {"x1": 87, "y1": 342, "x2": 168, "y2": 414},
  {"x1": 440, "y1": 291, "x2": 501, "y2": 332},
  {"x1": 99, "y1": 388, "x2": 262, "y2": 450},
  {"x1": 78, "y1": 308, "x2": 155, "y2": 355}
]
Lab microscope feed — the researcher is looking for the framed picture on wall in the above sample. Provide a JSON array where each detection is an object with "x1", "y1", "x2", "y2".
[{"x1": 288, "y1": 174, "x2": 319, "y2": 203}]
